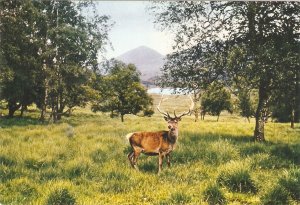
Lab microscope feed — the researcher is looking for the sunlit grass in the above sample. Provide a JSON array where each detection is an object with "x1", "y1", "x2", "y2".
[{"x1": 0, "y1": 95, "x2": 299, "y2": 204}]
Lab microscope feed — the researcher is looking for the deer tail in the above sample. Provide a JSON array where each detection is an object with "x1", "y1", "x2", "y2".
[{"x1": 125, "y1": 133, "x2": 134, "y2": 141}]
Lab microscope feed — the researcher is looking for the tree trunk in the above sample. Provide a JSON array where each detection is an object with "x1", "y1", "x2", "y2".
[
  {"x1": 194, "y1": 106, "x2": 199, "y2": 122},
  {"x1": 20, "y1": 104, "x2": 26, "y2": 117},
  {"x1": 40, "y1": 62, "x2": 49, "y2": 122},
  {"x1": 8, "y1": 101, "x2": 21, "y2": 118},
  {"x1": 217, "y1": 114, "x2": 220, "y2": 122},
  {"x1": 121, "y1": 114, "x2": 124, "y2": 122},
  {"x1": 254, "y1": 86, "x2": 267, "y2": 142},
  {"x1": 291, "y1": 109, "x2": 295, "y2": 129},
  {"x1": 193, "y1": 92, "x2": 201, "y2": 122}
]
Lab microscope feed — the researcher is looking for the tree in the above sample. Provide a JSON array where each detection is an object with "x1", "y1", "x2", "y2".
[
  {"x1": 237, "y1": 89, "x2": 256, "y2": 123},
  {"x1": 36, "y1": 1, "x2": 112, "y2": 121},
  {"x1": 201, "y1": 83, "x2": 232, "y2": 121},
  {"x1": 151, "y1": 2, "x2": 226, "y2": 122},
  {"x1": 157, "y1": 42, "x2": 226, "y2": 122},
  {"x1": 0, "y1": 0, "x2": 42, "y2": 117},
  {"x1": 92, "y1": 60, "x2": 154, "y2": 122},
  {"x1": 0, "y1": 0, "x2": 112, "y2": 120},
  {"x1": 218, "y1": 2, "x2": 300, "y2": 140},
  {"x1": 151, "y1": 2, "x2": 300, "y2": 141}
]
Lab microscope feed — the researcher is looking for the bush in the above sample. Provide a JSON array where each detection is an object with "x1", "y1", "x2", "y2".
[
  {"x1": 262, "y1": 185, "x2": 289, "y2": 205},
  {"x1": 46, "y1": 188, "x2": 76, "y2": 205},
  {"x1": 203, "y1": 185, "x2": 226, "y2": 205},
  {"x1": 217, "y1": 165, "x2": 257, "y2": 193}
]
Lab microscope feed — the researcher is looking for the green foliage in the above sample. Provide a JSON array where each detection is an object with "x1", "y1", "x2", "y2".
[
  {"x1": 237, "y1": 90, "x2": 256, "y2": 121},
  {"x1": 92, "y1": 60, "x2": 154, "y2": 122},
  {"x1": 151, "y1": 1, "x2": 300, "y2": 141},
  {"x1": 0, "y1": 0, "x2": 112, "y2": 120},
  {"x1": 46, "y1": 188, "x2": 76, "y2": 205},
  {"x1": 201, "y1": 83, "x2": 232, "y2": 121},
  {"x1": 203, "y1": 184, "x2": 226, "y2": 205}
]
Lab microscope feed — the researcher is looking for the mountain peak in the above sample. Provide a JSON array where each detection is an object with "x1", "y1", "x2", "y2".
[
  {"x1": 116, "y1": 46, "x2": 165, "y2": 81},
  {"x1": 118, "y1": 46, "x2": 164, "y2": 59}
]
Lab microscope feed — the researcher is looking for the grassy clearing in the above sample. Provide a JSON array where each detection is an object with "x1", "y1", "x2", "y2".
[{"x1": 0, "y1": 95, "x2": 299, "y2": 204}]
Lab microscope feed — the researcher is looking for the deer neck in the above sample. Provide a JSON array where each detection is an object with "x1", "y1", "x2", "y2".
[{"x1": 168, "y1": 129, "x2": 178, "y2": 144}]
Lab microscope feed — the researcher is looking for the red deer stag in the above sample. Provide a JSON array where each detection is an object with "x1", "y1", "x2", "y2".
[{"x1": 126, "y1": 96, "x2": 194, "y2": 173}]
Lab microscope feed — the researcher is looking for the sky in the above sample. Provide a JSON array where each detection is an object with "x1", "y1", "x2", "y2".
[{"x1": 95, "y1": 1, "x2": 174, "y2": 59}]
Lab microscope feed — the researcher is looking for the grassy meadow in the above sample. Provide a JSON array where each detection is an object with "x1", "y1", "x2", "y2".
[{"x1": 0, "y1": 95, "x2": 299, "y2": 205}]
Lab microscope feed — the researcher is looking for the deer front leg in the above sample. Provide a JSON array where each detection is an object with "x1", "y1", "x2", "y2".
[
  {"x1": 158, "y1": 153, "x2": 164, "y2": 173},
  {"x1": 166, "y1": 154, "x2": 171, "y2": 167}
]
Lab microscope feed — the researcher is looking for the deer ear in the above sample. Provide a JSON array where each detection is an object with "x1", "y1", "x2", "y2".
[
  {"x1": 164, "y1": 116, "x2": 168, "y2": 121},
  {"x1": 177, "y1": 117, "x2": 182, "y2": 121}
]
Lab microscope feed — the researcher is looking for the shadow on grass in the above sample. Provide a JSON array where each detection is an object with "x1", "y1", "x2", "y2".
[
  {"x1": 0, "y1": 116, "x2": 50, "y2": 128},
  {"x1": 182, "y1": 131, "x2": 255, "y2": 144},
  {"x1": 0, "y1": 112, "x2": 99, "y2": 128},
  {"x1": 139, "y1": 160, "x2": 158, "y2": 174},
  {"x1": 176, "y1": 131, "x2": 300, "y2": 166}
]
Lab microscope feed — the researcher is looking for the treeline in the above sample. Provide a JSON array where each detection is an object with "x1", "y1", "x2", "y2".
[
  {"x1": 0, "y1": 0, "x2": 153, "y2": 122},
  {"x1": 150, "y1": 2, "x2": 300, "y2": 141}
]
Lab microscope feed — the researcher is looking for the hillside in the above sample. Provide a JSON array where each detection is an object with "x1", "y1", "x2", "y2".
[{"x1": 116, "y1": 46, "x2": 165, "y2": 82}]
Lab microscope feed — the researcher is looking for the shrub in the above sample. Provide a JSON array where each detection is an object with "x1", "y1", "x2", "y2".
[
  {"x1": 262, "y1": 185, "x2": 289, "y2": 205},
  {"x1": 203, "y1": 185, "x2": 226, "y2": 205},
  {"x1": 217, "y1": 164, "x2": 257, "y2": 193},
  {"x1": 46, "y1": 188, "x2": 76, "y2": 205}
]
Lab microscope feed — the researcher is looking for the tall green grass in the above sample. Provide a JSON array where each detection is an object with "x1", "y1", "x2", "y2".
[{"x1": 0, "y1": 95, "x2": 299, "y2": 204}]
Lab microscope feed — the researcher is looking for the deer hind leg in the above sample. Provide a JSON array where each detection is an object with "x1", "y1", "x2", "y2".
[
  {"x1": 132, "y1": 146, "x2": 142, "y2": 170},
  {"x1": 128, "y1": 151, "x2": 135, "y2": 168}
]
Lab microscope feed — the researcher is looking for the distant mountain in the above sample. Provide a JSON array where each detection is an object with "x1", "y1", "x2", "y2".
[{"x1": 116, "y1": 46, "x2": 165, "y2": 82}]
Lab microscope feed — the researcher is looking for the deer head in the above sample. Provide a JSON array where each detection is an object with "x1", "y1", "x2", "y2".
[{"x1": 157, "y1": 95, "x2": 194, "y2": 131}]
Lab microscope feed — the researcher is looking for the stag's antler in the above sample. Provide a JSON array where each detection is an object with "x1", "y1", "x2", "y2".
[
  {"x1": 157, "y1": 95, "x2": 171, "y2": 118},
  {"x1": 175, "y1": 95, "x2": 194, "y2": 119}
]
